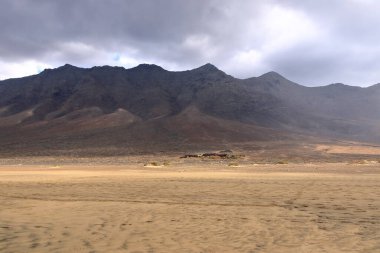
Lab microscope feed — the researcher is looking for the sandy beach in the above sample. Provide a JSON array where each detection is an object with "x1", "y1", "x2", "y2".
[{"x1": 0, "y1": 163, "x2": 379, "y2": 252}]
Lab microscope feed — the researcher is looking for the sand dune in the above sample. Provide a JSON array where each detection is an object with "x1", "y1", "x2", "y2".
[{"x1": 0, "y1": 164, "x2": 379, "y2": 252}]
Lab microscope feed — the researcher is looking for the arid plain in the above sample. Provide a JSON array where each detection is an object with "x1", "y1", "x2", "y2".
[{"x1": 0, "y1": 159, "x2": 379, "y2": 253}]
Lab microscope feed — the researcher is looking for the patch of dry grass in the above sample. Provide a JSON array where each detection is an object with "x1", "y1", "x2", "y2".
[{"x1": 144, "y1": 161, "x2": 160, "y2": 167}]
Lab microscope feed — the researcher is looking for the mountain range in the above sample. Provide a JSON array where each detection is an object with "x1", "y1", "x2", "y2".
[{"x1": 0, "y1": 63, "x2": 379, "y2": 156}]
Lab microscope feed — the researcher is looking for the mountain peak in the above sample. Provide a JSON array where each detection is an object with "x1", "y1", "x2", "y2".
[
  {"x1": 59, "y1": 64, "x2": 79, "y2": 70},
  {"x1": 194, "y1": 63, "x2": 220, "y2": 72},
  {"x1": 255, "y1": 71, "x2": 303, "y2": 88},
  {"x1": 40, "y1": 64, "x2": 81, "y2": 75},
  {"x1": 259, "y1": 71, "x2": 286, "y2": 80},
  {"x1": 324, "y1": 83, "x2": 361, "y2": 90},
  {"x1": 328, "y1": 83, "x2": 346, "y2": 87},
  {"x1": 369, "y1": 83, "x2": 380, "y2": 89},
  {"x1": 132, "y1": 63, "x2": 165, "y2": 71}
]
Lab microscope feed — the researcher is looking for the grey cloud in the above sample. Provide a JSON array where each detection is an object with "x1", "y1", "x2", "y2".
[
  {"x1": 0, "y1": 0, "x2": 379, "y2": 86},
  {"x1": 0, "y1": 0, "x2": 233, "y2": 63}
]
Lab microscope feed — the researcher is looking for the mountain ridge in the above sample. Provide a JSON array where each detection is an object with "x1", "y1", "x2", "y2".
[
  {"x1": 0, "y1": 63, "x2": 379, "y2": 156},
  {"x1": 2, "y1": 63, "x2": 379, "y2": 88}
]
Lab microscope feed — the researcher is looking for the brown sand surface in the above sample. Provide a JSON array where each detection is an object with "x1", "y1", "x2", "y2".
[
  {"x1": 0, "y1": 163, "x2": 379, "y2": 252},
  {"x1": 316, "y1": 144, "x2": 380, "y2": 155}
]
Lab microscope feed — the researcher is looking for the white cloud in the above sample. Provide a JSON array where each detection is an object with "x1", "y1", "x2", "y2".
[
  {"x1": 117, "y1": 54, "x2": 141, "y2": 68},
  {"x1": 0, "y1": 60, "x2": 52, "y2": 80},
  {"x1": 223, "y1": 49, "x2": 267, "y2": 78},
  {"x1": 258, "y1": 4, "x2": 323, "y2": 51},
  {"x1": 217, "y1": 3, "x2": 325, "y2": 79}
]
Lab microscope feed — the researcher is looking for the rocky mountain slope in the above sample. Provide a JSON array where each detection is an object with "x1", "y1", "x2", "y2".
[{"x1": 0, "y1": 63, "x2": 379, "y2": 155}]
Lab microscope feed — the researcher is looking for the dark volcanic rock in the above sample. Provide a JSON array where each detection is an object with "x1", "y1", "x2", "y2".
[{"x1": 0, "y1": 63, "x2": 379, "y2": 155}]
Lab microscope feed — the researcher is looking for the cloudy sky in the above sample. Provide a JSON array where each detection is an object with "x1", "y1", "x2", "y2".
[{"x1": 1, "y1": 0, "x2": 379, "y2": 86}]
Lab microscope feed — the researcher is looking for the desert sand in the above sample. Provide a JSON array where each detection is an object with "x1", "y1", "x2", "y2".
[{"x1": 0, "y1": 162, "x2": 379, "y2": 253}]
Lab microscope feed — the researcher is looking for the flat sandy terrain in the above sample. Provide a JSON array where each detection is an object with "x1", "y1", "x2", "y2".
[{"x1": 0, "y1": 163, "x2": 379, "y2": 252}]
